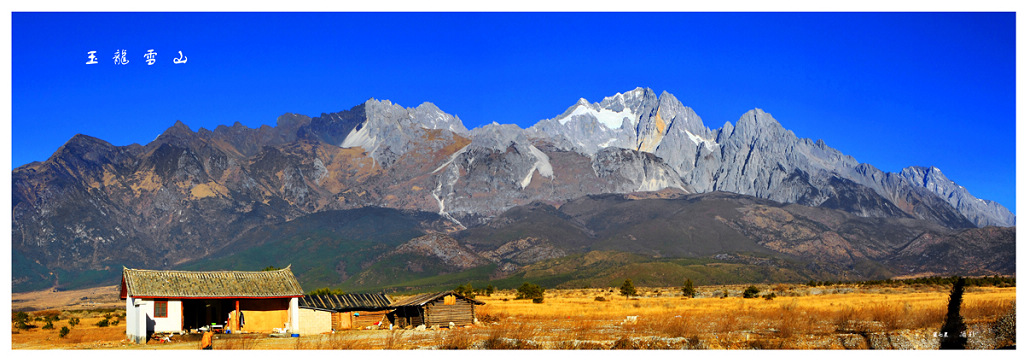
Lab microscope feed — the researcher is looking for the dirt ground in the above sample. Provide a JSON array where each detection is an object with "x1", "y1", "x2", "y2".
[{"x1": 12, "y1": 285, "x2": 122, "y2": 312}]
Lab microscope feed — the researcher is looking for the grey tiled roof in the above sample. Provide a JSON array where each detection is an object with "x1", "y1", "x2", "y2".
[{"x1": 121, "y1": 266, "x2": 304, "y2": 298}]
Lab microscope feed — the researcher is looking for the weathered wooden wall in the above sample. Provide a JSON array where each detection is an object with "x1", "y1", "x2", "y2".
[
  {"x1": 332, "y1": 312, "x2": 351, "y2": 330},
  {"x1": 353, "y1": 310, "x2": 388, "y2": 328},
  {"x1": 330, "y1": 310, "x2": 391, "y2": 330},
  {"x1": 424, "y1": 299, "x2": 474, "y2": 326},
  {"x1": 390, "y1": 307, "x2": 424, "y2": 328}
]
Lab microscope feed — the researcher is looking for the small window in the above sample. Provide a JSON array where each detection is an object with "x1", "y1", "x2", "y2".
[
  {"x1": 154, "y1": 300, "x2": 168, "y2": 318},
  {"x1": 444, "y1": 295, "x2": 456, "y2": 305}
]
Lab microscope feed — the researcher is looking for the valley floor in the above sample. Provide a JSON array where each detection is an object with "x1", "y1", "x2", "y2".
[{"x1": 10, "y1": 284, "x2": 1016, "y2": 350}]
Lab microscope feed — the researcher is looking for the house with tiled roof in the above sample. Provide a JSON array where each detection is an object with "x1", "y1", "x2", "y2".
[{"x1": 120, "y1": 266, "x2": 304, "y2": 343}]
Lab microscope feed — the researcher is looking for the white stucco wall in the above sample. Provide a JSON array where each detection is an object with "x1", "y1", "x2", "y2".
[
  {"x1": 126, "y1": 297, "x2": 143, "y2": 343},
  {"x1": 288, "y1": 297, "x2": 300, "y2": 334},
  {"x1": 298, "y1": 308, "x2": 332, "y2": 335},
  {"x1": 125, "y1": 296, "x2": 183, "y2": 343},
  {"x1": 151, "y1": 299, "x2": 182, "y2": 333}
]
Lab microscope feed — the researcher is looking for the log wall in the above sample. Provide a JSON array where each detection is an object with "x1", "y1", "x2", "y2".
[{"x1": 424, "y1": 299, "x2": 474, "y2": 326}]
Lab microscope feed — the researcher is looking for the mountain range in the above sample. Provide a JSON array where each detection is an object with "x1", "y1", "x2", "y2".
[{"x1": 11, "y1": 87, "x2": 1015, "y2": 292}]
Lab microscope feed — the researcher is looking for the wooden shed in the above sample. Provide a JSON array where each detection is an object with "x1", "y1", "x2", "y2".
[
  {"x1": 120, "y1": 266, "x2": 303, "y2": 343},
  {"x1": 298, "y1": 293, "x2": 393, "y2": 330},
  {"x1": 387, "y1": 291, "x2": 484, "y2": 328}
]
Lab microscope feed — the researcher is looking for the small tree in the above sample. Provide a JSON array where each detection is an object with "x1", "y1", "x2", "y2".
[
  {"x1": 485, "y1": 284, "x2": 496, "y2": 296},
  {"x1": 13, "y1": 311, "x2": 29, "y2": 323},
  {"x1": 59, "y1": 326, "x2": 71, "y2": 338},
  {"x1": 516, "y1": 282, "x2": 545, "y2": 303},
  {"x1": 682, "y1": 278, "x2": 696, "y2": 298},
  {"x1": 307, "y1": 287, "x2": 344, "y2": 296},
  {"x1": 742, "y1": 285, "x2": 760, "y2": 298},
  {"x1": 68, "y1": 317, "x2": 80, "y2": 327},
  {"x1": 454, "y1": 283, "x2": 476, "y2": 299},
  {"x1": 620, "y1": 279, "x2": 638, "y2": 299}
]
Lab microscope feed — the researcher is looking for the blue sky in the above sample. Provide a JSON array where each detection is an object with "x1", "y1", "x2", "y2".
[{"x1": 11, "y1": 12, "x2": 1016, "y2": 213}]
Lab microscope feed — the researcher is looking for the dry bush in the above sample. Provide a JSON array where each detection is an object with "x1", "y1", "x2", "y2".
[
  {"x1": 476, "y1": 307, "x2": 508, "y2": 324},
  {"x1": 682, "y1": 335, "x2": 705, "y2": 349},
  {"x1": 706, "y1": 314, "x2": 739, "y2": 334},
  {"x1": 324, "y1": 333, "x2": 373, "y2": 349},
  {"x1": 551, "y1": 318, "x2": 606, "y2": 349},
  {"x1": 293, "y1": 336, "x2": 318, "y2": 349},
  {"x1": 963, "y1": 299, "x2": 1015, "y2": 323},
  {"x1": 901, "y1": 303, "x2": 945, "y2": 330},
  {"x1": 220, "y1": 334, "x2": 260, "y2": 350},
  {"x1": 773, "y1": 308, "x2": 812, "y2": 338},
  {"x1": 482, "y1": 322, "x2": 541, "y2": 349},
  {"x1": 435, "y1": 328, "x2": 476, "y2": 349},
  {"x1": 32, "y1": 310, "x2": 61, "y2": 320},
  {"x1": 747, "y1": 338, "x2": 785, "y2": 349},
  {"x1": 553, "y1": 341, "x2": 605, "y2": 349},
  {"x1": 640, "y1": 314, "x2": 699, "y2": 338},
  {"x1": 383, "y1": 329, "x2": 405, "y2": 349},
  {"x1": 611, "y1": 336, "x2": 673, "y2": 349},
  {"x1": 866, "y1": 303, "x2": 902, "y2": 332},
  {"x1": 832, "y1": 306, "x2": 860, "y2": 333}
]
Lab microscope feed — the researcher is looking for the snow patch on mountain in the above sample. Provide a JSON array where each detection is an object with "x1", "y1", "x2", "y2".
[
  {"x1": 521, "y1": 145, "x2": 554, "y2": 189},
  {"x1": 340, "y1": 123, "x2": 377, "y2": 152},
  {"x1": 432, "y1": 145, "x2": 470, "y2": 174},
  {"x1": 685, "y1": 130, "x2": 718, "y2": 149},
  {"x1": 557, "y1": 102, "x2": 636, "y2": 129}
]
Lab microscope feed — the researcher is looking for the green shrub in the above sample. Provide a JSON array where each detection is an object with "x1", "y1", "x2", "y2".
[
  {"x1": 307, "y1": 287, "x2": 344, "y2": 296},
  {"x1": 682, "y1": 279, "x2": 696, "y2": 298},
  {"x1": 13, "y1": 311, "x2": 29, "y2": 323},
  {"x1": 42, "y1": 321, "x2": 54, "y2": 330},
  {"x1": 454, "y1": 283, "x2": 476, "y2": 299},
  {"x1": 742, "y1": 286, "x2": 760, "y2": 299},
  {"x1": 68, "y1": 317, "x2": 80, "y2": 327},
  {"x1": 96, "y1": 318, "x2": 110, "y2": 327},
  {"x1": 59, "y1": 326, "x2": 70, "y2": 338},
  {"x1": 594, "y1": 296, "x2": 607, "y2": 302},
  {"x1": 762, "y1": 292, "x2": 777, "y2": 301},
  {"x1": 516, "y1": 282, "x2": 545, "y2": 301},
  {"x1": 619, "y1": 279, "x2": 638, "y2": 299}
]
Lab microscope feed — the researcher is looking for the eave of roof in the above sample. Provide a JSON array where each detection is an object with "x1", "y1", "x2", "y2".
[
  {"x1": 389, "y1": 291, "x2": 485, "y2": 307},
  {"x1": 121, "y1": 266, "x2": 304, "y2": 299}
]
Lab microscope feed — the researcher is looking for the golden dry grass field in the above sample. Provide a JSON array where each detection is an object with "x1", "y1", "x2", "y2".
[{"x1": 10, "y1": 283, "x2": 1016, "y2": 350}]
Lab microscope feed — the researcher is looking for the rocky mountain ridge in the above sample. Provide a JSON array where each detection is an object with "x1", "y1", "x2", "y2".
[{"x1": 11, "y1": 88, "x2": 1014, "y2": 292}]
